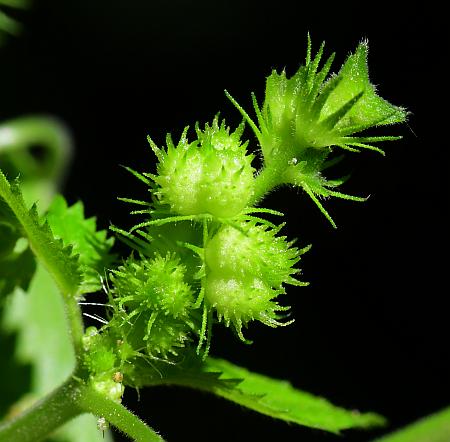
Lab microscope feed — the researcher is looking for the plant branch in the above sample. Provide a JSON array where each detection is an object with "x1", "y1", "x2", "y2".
[
  {"x1": 0, "y1": 377, "x2": 164, "y2": 442},
  {"x1": 0, "y1": 169, "x2": 84, "y2": 355},
  {"x1": 251, "y1": 164, "x2": 284, "y2": 204},
  {"x1": 0, "y1": 378, "x2": 83, "y2": 442},
  {"x1": 77, "y1": 386, "x2": 164, "y2": 442}
]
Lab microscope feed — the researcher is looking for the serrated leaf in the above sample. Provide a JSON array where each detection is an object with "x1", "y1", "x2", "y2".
[
  {"x1": 203, "y1": 358, "x2": 386, "y2": 433},
  {"x1": 320, "y1": 42, "x2": 407, "y2": 130},
  {"x1": 0, "y1": 169, "x2": 81, "y2": 296},
  {"x1": 373, "y1": 407, "x2": 450, "y2": 442},
  {"x1": 46, "y1": 195, "x2": 115, "y2": 294},
  {"x1": 141, "y1": 354, "x2": 385, "y2": 434}
]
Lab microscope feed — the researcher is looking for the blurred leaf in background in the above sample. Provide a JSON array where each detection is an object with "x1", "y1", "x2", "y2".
[{"x1": 0, "y1": 0, "x2": 29, "y2": 44}]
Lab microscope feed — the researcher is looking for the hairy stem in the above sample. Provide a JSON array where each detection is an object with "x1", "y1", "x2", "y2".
[
  {"x1": 65, "y1": 296, "x2": 85, "y2": 358},
  {"x1": 0, "y1": 115, "x2": 84, "y2": 356},
  {"x1": 78, "y1": 387, "x2": 164, "y2": 442},
  {"x1": 0, "y1": 377, "x2": 164, "y2": 442},
  {"x1": 251, "y1": 165, "x2": 283, "y2": 204},
  {"x1": 0, "y1": 378, "x2": 83, "y2": 442},
  {"x1": 0, "y1": 169, "x2": 85, "y2": 356}
]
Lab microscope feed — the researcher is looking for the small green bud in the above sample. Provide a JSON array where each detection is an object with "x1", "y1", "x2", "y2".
[
  {"x1": 83, "y1": 331, "x2": 117, "y2": 375},
  {"x1": 92, "y1": 377, "x2": 124, "y2": 403},
  {"x1": 150, "y1": 117, "x2": 255, "y2": 218},
  {"x1": 82, "y1": 326, "x2": 98, "y2": 351}
]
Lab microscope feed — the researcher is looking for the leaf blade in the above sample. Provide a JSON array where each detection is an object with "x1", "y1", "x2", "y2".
[
  {"x1": 204, "y1": 358, "x2": 386, "y2": 433},
  {"x1": 373, "y1": 407, "x2": 450, "y2": 442},
  {"x1": 319, "y1": 42, "x2": 407, "y2": 129},
  {"x1": 0, "y1": 170, "x2": 81, "y2": 297},
  {"x1": 46, "y1": 195, "x2": 115, "y2": 294},
  {"x1": 142, "y1": 355, "x2": 386, "y2": 434}
]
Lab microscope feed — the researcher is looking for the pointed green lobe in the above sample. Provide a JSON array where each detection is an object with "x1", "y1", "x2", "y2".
[
  {"x1": 46, "y1": 195, "x2": 115, "y2": 294},
  {"x1": 320, "y1": 42, "x2": 407, "y2": 130}
]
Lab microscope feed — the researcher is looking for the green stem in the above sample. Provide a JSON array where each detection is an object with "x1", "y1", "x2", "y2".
[
  {"x1": 78, "y1": 387, "x2": 164, "y2": 442},
  {"x1": 0, "y1": 378, "x2": 83, "y2": 442},
  {"x1": 251, "y1": 164, "x2": 284, "y2": 205},
  {"x1": 65, "y1": 296, "x2": 85, "y2": 358},
  {"x1": 0, "y1": 169, "x2": 84, "y2": 356},
  {"x1": 0, "y1": 378, "x2": 164, "y2": 442},
  {"x1": 0, "y1": 115, "x2": 83, "y2": 355}
]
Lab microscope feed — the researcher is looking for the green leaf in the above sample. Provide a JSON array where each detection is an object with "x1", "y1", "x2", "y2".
[
  {"x1": 2, "y1": 266, "x2": 76, "y2": 395},
  {"x1": 141, "y1": 355, "x2": 385, "y2": 434},
  {"x1": 0, "y1": 328, "x2": 31, "y2": 419},
  {"x1": 46, "y1": 195, "x2": 115, "y2": 294},
  {"x1": 373, "y1": 407, "x2": 450, "y2": 442},
  {"x1": 0, "y1": 199, "x2": 36, "y2": 302},
  {"x1": 0, "y1": 0, "x2": 29, "y2": 7},
  {"x1": 320, "y1": 42, "x2": 407, "y2": 130},
  {"x1": 0, "y1": 170, "x2": 81, "y2": 297},
  {"x1": 0, "y1": 243, "x2": 35, "y2": 302},
  {"x1": 0, "y1": 0, "x2": 28, "y2": 41},
  {"x1": 204, "y1": 358, "x2": 386, "y2": 433}
]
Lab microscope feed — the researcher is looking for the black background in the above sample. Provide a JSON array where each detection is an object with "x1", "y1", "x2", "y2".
[{"x1": 1, "y1": 1, "x2": 447, "y2": 441}]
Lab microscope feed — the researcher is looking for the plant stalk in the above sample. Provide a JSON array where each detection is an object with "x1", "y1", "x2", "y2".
[
  {"x1": 0, "y1": 377, "x2": 164, "y2": 442},
  {"x1": 0, "y1": 378, "x2": 83, "y2": 442},
  {"x1": 78, "y1": 387, "x2": 164, "y2": 442},
  {"x1": 251, "y1": 160, "x2": 289, "y2": 205}
]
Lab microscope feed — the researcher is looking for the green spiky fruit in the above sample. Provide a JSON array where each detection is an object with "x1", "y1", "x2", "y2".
[
  {"x1": 204, "y1": 221, "x2": 308, "y2": 339},
  {"x1": 205, "y1": 221, "x2": 307, "y2": 289},
  {"x1": 109, "y1": 253, "x2": 196, "y2": 359},
  {"x1": 149, "y1": 117, "x2": 255, "y2": 218}
]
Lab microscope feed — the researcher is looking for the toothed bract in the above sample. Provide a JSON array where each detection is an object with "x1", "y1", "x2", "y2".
[{"x1": 229, "y1": 38, "x2": 407, "y2": 226}]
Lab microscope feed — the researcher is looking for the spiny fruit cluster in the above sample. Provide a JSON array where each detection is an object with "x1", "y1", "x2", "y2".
[{"x1": 82, "y1": 38, "x2": 406, "y2": 401}]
